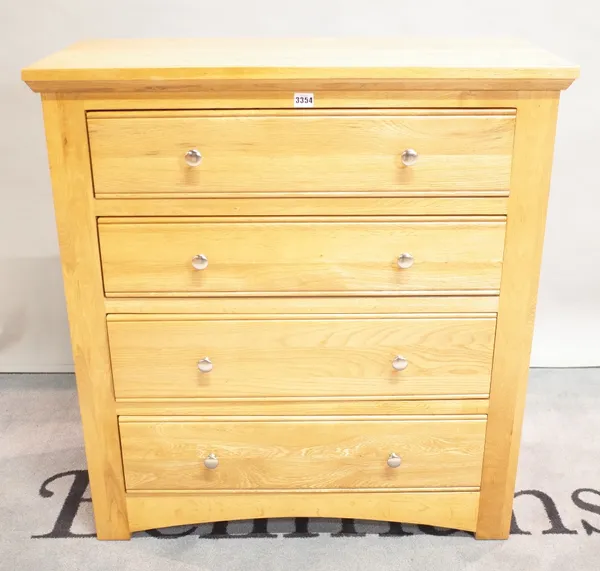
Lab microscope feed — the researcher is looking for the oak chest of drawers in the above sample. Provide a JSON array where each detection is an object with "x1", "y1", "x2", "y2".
[{"x1": 23, "y1": 39, "x2": 578, "y2": 540}]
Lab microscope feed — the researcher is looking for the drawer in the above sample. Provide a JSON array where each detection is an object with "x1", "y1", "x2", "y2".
[
  {"x1": 119, "y1": 417, "x2": 487, "y2": 490},
  {"x1": 87, "y1": 110, "x2": 515, "y2": 196},
  {"x1": 108, "y1": 316, "x2": 496, "y2": 398},
  {"x1": 98, "y1": 218, "x2": 506, "y2": 295}
]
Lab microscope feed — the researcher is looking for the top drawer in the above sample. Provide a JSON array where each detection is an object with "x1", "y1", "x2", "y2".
[{"x1": 87, "y1": 110, "x2": 515, "y2": 196}]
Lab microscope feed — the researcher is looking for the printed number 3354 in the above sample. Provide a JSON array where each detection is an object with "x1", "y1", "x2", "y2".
[{"x1": 294, "y1": 93, "x2": 315, "y2": 107}]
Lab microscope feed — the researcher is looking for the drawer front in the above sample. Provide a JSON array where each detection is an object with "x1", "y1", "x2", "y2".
[
  {"x1": 108, "y1": 317, "x2": 495, "y2": 398},
  {"x1": 119, "y1": 417, "x2": 487, "y2": 490},
  {"x1": 98, "y1": 219, "x2": 506, "y2": 295},
  {"x1": 88, "y1": 111, "x2": 515, "y2": 196}
]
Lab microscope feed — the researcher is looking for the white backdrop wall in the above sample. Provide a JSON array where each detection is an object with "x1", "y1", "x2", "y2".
[{"x1": 0, "y1": 1, "x2": 597, "y2": 371}]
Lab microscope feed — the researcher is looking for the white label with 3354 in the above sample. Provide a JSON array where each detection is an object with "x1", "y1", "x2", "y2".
[{"x1": 293, "y1": 93, "x2": 315, "y2": 108}]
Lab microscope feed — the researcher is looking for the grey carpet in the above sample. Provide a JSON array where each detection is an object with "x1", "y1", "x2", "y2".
[{"x1": 1, "y1": 368, "x2": 599, "y2": 570}]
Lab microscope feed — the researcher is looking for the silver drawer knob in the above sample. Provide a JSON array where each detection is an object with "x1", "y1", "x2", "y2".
[
  {"x1": 392, "y1": 355, "x2": 408, "y2": 371},
  {"x1": 185, "y1": 149, "x2": 202, "y2": 167},
  {"x1": 197, "y1": 357, "x2": 213, "y2": 373},
  {"x1": 387, "y1": 453, "x2": 402, "y2": 468},
  {"x1": 397, "y1": 253, "x2": 414, "y2": 269},
  {"x1": 204, "y1": 453, "x2": 219, "y2": 469},
  {"x1": 401, "y1": 148, "x2": 418, "y2": 167},
  {"x1": 192, "y1": 254, "x2": 208, "y2": 270}
]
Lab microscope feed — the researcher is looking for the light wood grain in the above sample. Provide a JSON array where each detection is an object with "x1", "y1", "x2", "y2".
[
  {"x1": 25, "y1": 39, "x2": 579, "y2": 541},
  {"x1": 476, "y1": 92, "x2": 561, "y2": 540},
  {"x1": 87, "y1": 111, "x2": 515, "y2": 195},
  {"x1": 79, "y1": 90, "x2": 522, "y2": 109},
  {"x1": 27, "y1": 77, "x2": 574, "y2": 93},
  {"x1": 107, "y1": 290, "x2": 500, "y2": 298},
  {"x1": 96, "y1": 192, "x2": 509, "y2": 199},
  {"x1": 22, "y1": 38, "x2": 578, "y2": 93},
  {"x1": 100, "y1": 215, "x2": 503, "y2": 224},
  {"x1": 126, "y1": 490, "x2": 481, "y2": 533},
  {"x1": 41, "y1": 96, "x2": 129, "y2": 539},
  {"x1": 107, "y1": 312, "x2": 496, "y2": 321},
  {"x1": 108, "y1": 316, "x2": 495, "y2": 399},
  {"x1": 94, "y1": 108, "x2": 514, "y2": 118},
  {"x1": 115, "y1": 398, "x2": 490, "y2": 416},
  {"x1": 119, "y1": 414, "x2": 485, "y2": 422},
  {"x1": 119, "y1": 417, "x2": 486, "y2": 491},
  {"x1": 98, "y1": 218, "x2": 506, "y2": 295},
  {"x1": 93, "y1": 196, "x2": 509, "y2": 216},
  {"x1": 104, "y1": 295, "x2": 500, "y2": 315},
  {"x1": 127, "y1": 486, "x2": 479, "y2": 494}
]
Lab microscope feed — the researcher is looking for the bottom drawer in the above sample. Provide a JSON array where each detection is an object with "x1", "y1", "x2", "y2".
[{"x1": 120, "y1": 416, "x2": 486, "y2": 491}]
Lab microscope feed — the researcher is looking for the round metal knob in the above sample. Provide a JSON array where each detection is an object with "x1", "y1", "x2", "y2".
[
  {"x1": 387, "y1": 453, "x2": 402, "y2": 468},
  {"x1": 185, "y1": 149, "x2": 202, "y2": 167},
  {"x1": 392, "y1": 355, "x2": 408, "y2": 371},
  {"x1": 397, "y1": 253, "x2": 414, "y2": 269},
  {"x1": 192, "y1": 254, "x2": 208, "y2": 270},
  {"x1": 204, "y1": 453, "x2": 219, "y2": 469},
  {"x1": 401, "y1": 148, "x2": 418, "y2": 167},
  {"x1": 197, "y1": 357, "x2": 213, "y2": 373}
]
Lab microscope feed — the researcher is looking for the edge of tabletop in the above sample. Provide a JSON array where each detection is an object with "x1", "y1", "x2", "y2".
[
  {"x1": 21, "y1": 38, "x2": 580, "y2": 94},
  {"x1": 21, "y1": 66, "x2": 580, "y2": 94}
]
